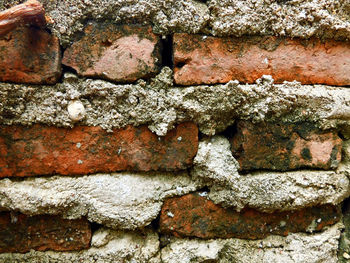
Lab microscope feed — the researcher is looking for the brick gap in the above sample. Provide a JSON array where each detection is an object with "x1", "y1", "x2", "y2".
[
  {"x1": 196, "y1": 0, "x2": 209, "y2": 4},
  {"x1": 60, "y1": 43, "x2": 78, "y2": 79},
  {"x1": 160, "y1": 35, "x2": 173, "y2": 68},
  {"x1": 219, "y1": 122, "x2": 238, "y2": 140},
  {"x1": 198, "y1": 130, "x2": 208, "y2": 141},
  {"x1": 338, "y1": 197, "x2": 350, "y2": 263},
  {"x1": 237, "y1": 165, "x2": 340, "y2": 175},
  {"x1": 61, "y1": 63, "x2": 78, "y2": 76},
  {"x1": 342, "y1": 197, "x2": 350, "y2": 215},
  {"x1": 339, "y1": 130, "x2": 347, "y2": 140},
  {"x1": 90, "y1": 221, "x2": 103, "y2": 235},
  {"x1": 159, "y1": 233, "x2": 172, "y2": 248},
  {"x1": 150, "y1": 213, "x2": 161, "y2": 232}
]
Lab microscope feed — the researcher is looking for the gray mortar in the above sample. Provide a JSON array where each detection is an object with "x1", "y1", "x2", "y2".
[
  {"x1": 0, "y1": 172, "x2": 201, "y2": 230},
  {"x1": 160, "y1": 223, "x2": 342, "y2": 263},
  {"x1": 192, "y1": 136, "x2": 350, "y2": 212},
  {"x1": 0, "y1": 228, "x2": 161, "y2": 263},
  {"x1": 208, "y1": 170, "x2": 350, "y2": 212},
  {"x1": 192, "y1": 136, "x2": 240, "y2": 186},
  {"x1": 1, "y1": 70, "x2": 349, "y2": 136},
  {"x1": 208, "y1": 0, "x2": 350, "y2": 40},
  {"x1": 2, "y1": 0, "x2": 350, "y2": 46}
]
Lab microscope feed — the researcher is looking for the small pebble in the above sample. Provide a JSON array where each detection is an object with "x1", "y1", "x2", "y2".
[{"x1": 68, "y1": 100, "x2": 86, "y2": 121}]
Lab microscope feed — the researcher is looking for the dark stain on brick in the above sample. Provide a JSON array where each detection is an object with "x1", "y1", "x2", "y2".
[{"x1": 301, "y1": 147, "x2": 312, "y2": 160}]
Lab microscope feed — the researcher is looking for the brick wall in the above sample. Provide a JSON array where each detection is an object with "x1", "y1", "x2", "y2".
[{"x1": 0, "y1": 1, "x2": 350, "y2": 262}]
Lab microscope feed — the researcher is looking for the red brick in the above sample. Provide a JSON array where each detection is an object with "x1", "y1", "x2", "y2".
[
  {"x1": 0, "y1": 122, "x2": 198, "y2": 177},
  {"x1": 0, "y1": 212, "x2": 91, "y2": 253},
  {"x1": 63, "y1": 24, "x2": 161, "y2": 83},
  {"x1": 231, "y1": 121, "x2": 342, "y2": 171},
  {"x1": 0, "y1": 0, "x2": 46, "y2": 37},
  {"x1": 0, "y1": 26, "x2": 61, "y2": 84},
  {"x1": 173, "y1": 34, "x2": 350, "y2": 86},
  {"x1": 160, "y1": 193, "x2": 340, "y2": 239}
]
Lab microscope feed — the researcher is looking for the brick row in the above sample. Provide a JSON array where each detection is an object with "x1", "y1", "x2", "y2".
[
  {"x1": 1, "y1": 3, "x2": 350, "y2": 87},
  {"x1": 231, "y1": 121, "x2": 342, "y2": 171},
  {"x1": 0, "y1": 212, "x2": 91, "y2": 253},
  {"x1": 160, "y1": 193, "x2": 341, "y2": 239},
  {"x1": 0, "y1": 122, "x2": 198, "y2": 177},
  {"x1": 173, "y1": 34, "x2": 350, "y2": 86}
]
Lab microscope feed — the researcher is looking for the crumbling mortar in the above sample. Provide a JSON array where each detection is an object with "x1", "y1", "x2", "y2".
[{"x1": 0, "y1": 69, "x2": 349, "y2": 137}]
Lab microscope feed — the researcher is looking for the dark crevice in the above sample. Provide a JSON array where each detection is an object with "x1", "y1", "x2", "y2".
[
  {"x1": 160, "y1": 35, "x2": 173, "y2": 68},
  {"x1": 342, "y1": 198, "x2": 350, "y2": 214},
  {"x1": 339, "y1": 198, "x2": 350, "y2": 262},
  {"x1": 90, "y1": 222, "x2": 103, "y2": 235},
  {"x1": 61, "y1": 64, "x2": 78, "y2": 75},
  {"x1": 56, "y1": 44, "x2": 78, "y2": 83},
  {"x1": 338, "y1": 130, "x2": 346, "y2": 140},
  {"x1": 276, "y1": 0, "x2": 291, "y2": 3},
  {"x1": 150, "y1": 213, "x2": 160, "y2": 231},
  {"x1": 159, "y1": 233, "x2": 172, "y2": 248},
  {"x1": 198, "y1": 130, "x2": 207, "y2": 141},
  {"x1": 238, "y1": 166, "x2": 340, "y2": 175},
  {"x1": 198, "y1": 186, "x2": 210, "y2": 193},
  {"x1": 56, "y1": 64, "x2": 78, "y2": 84},
  {"x1": 219, "y1": 122, "x2": 238, "y2": 139},
  {"x1": 196, "y1": 0, "x2": 209, "y2": 4},
  {"x1": 175, "y1": 61, "x2": 186, "y2": 69}
]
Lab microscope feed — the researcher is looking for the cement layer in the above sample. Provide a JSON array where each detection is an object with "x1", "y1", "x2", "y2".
[
  {"x1": 192, "y1": 136, "x2": 350, "y2": 212},
  {"x1": 0, "y1": 228, "x2": 161, "y2": 263},
  {"x1": 0, "y1": 172, "x2": 200, "y2": 230},
  {"x1": 1, "y1": 70, "x2": 349, "y2": 136},
  {"x1": 1, "y1": 0, "x2": 350, "y2": 46},
  {"x1": 161, "y1": 224, "x2": 342, "y2": 263},
  {"x1": 208, "y1": 170, "x2": 350, "y2": 212},
  {"x1": 208, "y1": 0, "x2": 350, "y2": 40},
  {"x1": 192, "y1": 136, "x2": 240, "y2": 186}
]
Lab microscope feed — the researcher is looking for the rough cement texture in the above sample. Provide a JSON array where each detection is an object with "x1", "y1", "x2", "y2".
[
  {"x1": 0, "y1": 172, "x2": 200, "y2": 230},
  {"x1": 1, "y1": 70, "x2": 349, "y2": 136},
  {"x1": 208, "y1": 170, "x2": 350, "y2": 212},
  {"x1": 0, "y1": 228, "x2": 161, "y2": 263},
  {"x1": 0, "y1": 0, "x2": 209, "y2": 47},
  {"x1": 208, "y1": 0, "x2": 350, "y2": 40},
  {"x1": 192, "y1": 136, "x2": 350, "y2": 212},
  {"x1": 192, "y1": 136, "x2": 240, "y2": 186},
  {"x1": 1, "y1": 0, "x2": 350, "y2": 46},
  {"x1": 160, "y1": 223, "x2": 342, "y2": 263}
]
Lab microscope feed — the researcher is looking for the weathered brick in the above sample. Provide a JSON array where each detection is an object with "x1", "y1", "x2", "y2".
[
  {"x1": 160, "y1": 193, "x2": 340, "y2": 239},
  {"x1": 0, "y1": 212, "x2": 91, "y2": 253},
  {"x1": 231, "y1": 121, "x2": 342, "y2": 171},
  {"x1": 173, "y1": 34, "x2": 350, "y2": 86},
  {"x1": 63, "y1": 24, "x2": 161, "y2": 83},
  {"x1": 0, "y1": 26, "x2": 61, "y2": 84},
  {"x1": 0, "y1": 122, "x2": 198, "y2": 177},
  {"x1": 0, "y1": 0, "x2": 46, "y2": 37}
]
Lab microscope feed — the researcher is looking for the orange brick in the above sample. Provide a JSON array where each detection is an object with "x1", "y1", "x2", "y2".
[
  {"x1": 231, "y1": 121, "x2": 342, "y2": 171},
  {"x1": 160, "y1": 193, "x2": 340, "y2": 239},
  {"x1": 0, "y1": 212, "x2": 91, "y2": 253},
  {"x1": 174, "y1": 34, "x2": 350, "y2": 86},
  {"x1": 0, "y1": 0, "x2": 46, "y2": 37},
  {"x1": 0, "y1": 122, "x2": 198, "y2": 177},
  {"x1": 63, "y1": 24, "x2": 161, "y2": 83},
  {"x1": 0, "y1": 26, "x2": 61, "y2": 84}
]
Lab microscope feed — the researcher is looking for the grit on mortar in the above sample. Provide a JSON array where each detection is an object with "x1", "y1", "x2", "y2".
[
  {"x1": 1, "y1": 70, "x2": 350, "y2": 136},
  {"x1": 1, "y1": 0, "x2": 350, "y2": 46}
]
